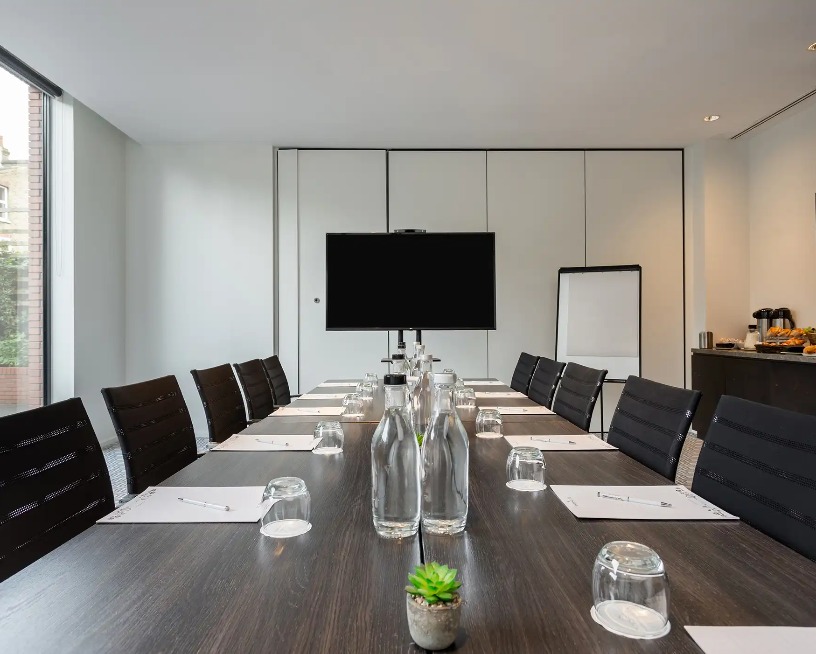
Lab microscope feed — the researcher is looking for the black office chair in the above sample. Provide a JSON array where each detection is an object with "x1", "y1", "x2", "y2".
[
  {"x1": 551, "y1": 362, "x2": 607, "y2": 432},
  {"x1": 261, "y1": 355, "x2": 297, "y2": 405},
  {"x1": 0, "y1": 399, "x2": 115, "y2": 583},
  {"x1": 527, "y1": 357, "x2": 566, "y2": 408},
  {"x1": 510, "y1": 352, "x2": 540, "y2": 394},
  {"x1": 693, "y1": 396, "x2": 816, "y2": 561},
  {"x1": 607, "y1": 376, "x2": 701, "y2": 479},
  {"x1": 234, "y1": 359, "x2": 276, "y2": 420},
  {"x1": 102, "y1": 375, "x2": 198, "y2": 495},
  {"x1": 190, "y1": 364, "x2": 248, "y2": 443}
]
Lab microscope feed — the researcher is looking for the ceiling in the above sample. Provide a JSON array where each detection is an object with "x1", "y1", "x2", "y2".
[{"x1": 1, "y1": 0, "x2": 815, "y2": 147}]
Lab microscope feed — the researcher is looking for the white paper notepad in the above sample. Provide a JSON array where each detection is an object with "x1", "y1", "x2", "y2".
[
  {"x1": 505, "y1": 434, "x2": 617, "y2": 451},
  {"x1": 274, "y1": 406, "x2": 345, "y2": 417},
  {"x1": 481, "y1": 406, "x2": 554, "y2": 415},
  {"x1": 97, "y1": 486, "x2": 270, "y2": 523},
  {"x1": 212, "y1": 434, "x2": 320, "y2": 452},
  {"x1": 464, "y1": 380, "x2": 506, "y2": 386},
  {"x1": 550, "y1": 485, "x2": 738, "y2": 520},
  {"x1": 685, "y1": 627, "x2": 816, "y2": 654},
  {"x1": 475, "y1": 391, "x2": 525, "y2": 399},
  {"x1": 298, "y1": 393, "x2": 347, "y2": 400},
  {"x1": 318, "y1": 382, "x2": 357, "y2": 388}
]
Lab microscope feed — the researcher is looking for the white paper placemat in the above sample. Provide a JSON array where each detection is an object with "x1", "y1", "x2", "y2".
[
  {"x1": 475, "y1": 391, "x2": 525, "y2": 398},
  {"x1": 550, "y1": 485, "x2": 738, "y2": 520},
  {"x1": 685, "y1": 627, "x2": 816, "y2": 653},
  {"x1": 97, "y1": 486, "x2": 270, "y2": 523},
  {"x1": 318, "y1": 382, "x2": 357, "y2": 388},
  {"x1": 212, "y1": 434, "x2": 320, "y2": 452},
  {"x1": 298, "y1": 393, "x2": 347, "y2": 400},
  {"x1": 463, "y1": 379, "x2": 506, "y2": 386},
  {"x1": 505, "y1": 434, "x2": 617, "y2": 451},
  {"x1": 274, "y1": 406, "x2": 345, "y2": 417},
  {"x1": 480, "y1": 405, "x2": 554, "y2": 415}
]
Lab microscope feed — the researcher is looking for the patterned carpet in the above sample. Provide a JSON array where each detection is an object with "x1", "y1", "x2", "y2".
[{"x1": 102, "y1": 437, "x2": 210, "y2": 502}]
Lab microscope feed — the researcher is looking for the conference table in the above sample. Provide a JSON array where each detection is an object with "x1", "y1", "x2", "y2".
[{"x1": 1, "y1": 378, "x2": 815, "y2": 653}]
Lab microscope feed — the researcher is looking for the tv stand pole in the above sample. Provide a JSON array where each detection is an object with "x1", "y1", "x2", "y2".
[{"x1": 415, "y1": 329, "x2": 422, "y2": 345}]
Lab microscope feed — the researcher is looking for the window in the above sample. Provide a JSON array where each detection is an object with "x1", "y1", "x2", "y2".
[{"x1": 0, "y1": 64, "x2": 50, "y2": 415}]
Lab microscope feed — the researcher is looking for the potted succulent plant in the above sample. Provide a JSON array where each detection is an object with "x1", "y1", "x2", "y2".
[{"x1": 405, "y1": 562, "x2": 462, "y2": 650}]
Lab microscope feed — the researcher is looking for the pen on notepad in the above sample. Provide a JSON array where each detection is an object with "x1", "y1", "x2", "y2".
[
  {"x1": 178, "y1": 497, "x2": 230, "y2": 511},
  {"x1": 597, "y1": 492, "x2": 672, "y2": 508},
  {"x1": 255, "y1": 438, "x2": 290, "y2": 447},
  {"x1": 531, "y1": 437, "x2": 576, "y2": 445}
]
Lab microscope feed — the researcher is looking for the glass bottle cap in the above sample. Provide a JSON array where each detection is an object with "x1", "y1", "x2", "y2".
[
  {"x1": 383, "y1": 374, "x2": 407, "y2": 386},
  {"x1": 391, "y1": 353, "x2": 405, "y2": 359},
  {"x1": 421, "y1": 353, "x2": 434, "y2": 361},
  {"x1": 434, "y1": 372, "x2": 456, "y2": 385}
]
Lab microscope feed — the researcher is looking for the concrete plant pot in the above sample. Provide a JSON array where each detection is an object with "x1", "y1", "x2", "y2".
[{"x1": 406, "y1": 593, "x2": 462, "y2": 651}]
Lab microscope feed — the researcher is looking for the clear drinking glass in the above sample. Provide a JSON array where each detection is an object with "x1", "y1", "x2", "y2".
[
  {"x1": 592, "y1": 541, "x2": 670, "y2": 638},
  {"x1": 343, "y1": 393, "x2": 365, "y2": 417},
  {"x1": 313, "y1": 421, "x2": 344, "y2": 455},
  {"x1": 476, "y1": 408, "x2": 503, "y2": 438},
  {"x1": 356, "y1": 381, "x2": 374, "y2": 402},
  {"x1": 506, "y1": 447, "x2": 546, "y2": 491},
  {"x1": 364, "y1": 372, "x2": 378, "y2": 388},
  {"x1": 260, "y1": 477, "x2": 311, "y2": 538},
  {"x1": 454, "y1": 387, "x2": 476, "y2": 409}
]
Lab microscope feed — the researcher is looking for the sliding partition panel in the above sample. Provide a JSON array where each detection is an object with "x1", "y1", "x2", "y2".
[
  {"x1": 297, "y1": 150, "x2": 389, "y2": 391},
  {"x1": 487, "y1": 151, "x2": 586, "y2": 384},
  {"x1": 388, "y1": 151, "x2": 488, "y2": 377},
  {"x1": 585, "y1": 151, "x2": 684, "y2": 431},
  {"x1": 276, "y1": 150, "x2": 299, "y2": 392}
]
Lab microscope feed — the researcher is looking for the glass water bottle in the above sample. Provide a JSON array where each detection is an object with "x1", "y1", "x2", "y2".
[
  {"x1": 411, "y1": 353, "x2": 434, "y2": 440},
  {"x1": 371, "y1": 374, "x2": 421, "y2": 538},
  {"x1": 421, "y1": 372, "x2": 469, "y2": 535},
  {"x1": 390, "y1": 353, "x2": 408, "y2": 375}
]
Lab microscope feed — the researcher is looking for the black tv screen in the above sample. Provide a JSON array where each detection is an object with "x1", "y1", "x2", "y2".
[{"x1": 326, "y1": 232, "x2": 496, "y2": 330}]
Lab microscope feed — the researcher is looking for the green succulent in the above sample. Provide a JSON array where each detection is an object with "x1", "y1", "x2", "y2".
[
  {"x1": 406, "y1": 562, "x2": 461, "y2": 604},
  {"x1": 416, "y1": 432, "x2": 424, "y2": 447}
]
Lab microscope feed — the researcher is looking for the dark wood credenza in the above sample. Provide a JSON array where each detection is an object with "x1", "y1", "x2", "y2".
[{"x1": 691, "y1": 348, "x2": 816, "y2": 437}]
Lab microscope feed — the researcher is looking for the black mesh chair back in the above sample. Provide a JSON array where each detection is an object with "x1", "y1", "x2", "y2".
[
  {"x1": 607, "y1": 376, "x2": 701, "y2": 479},
  {"x1": 510, "y1": 352, "x2": 539, "y2": 394},
  {"x1": 234, "y1": 359, "x2": 276, "y2": 420},
  {"x1": 261, "y1": 355, "x2": 292, "y2": 405},
  {"x1": 190, "y1": 364, "x2": 248, "y2": 443},
  {"x1": 551, "y1": 362, "x2": 607, "y2": 432},
  {"x1": 693, "y1": 396, "x2": 816, "y2": 561},
  {"x1": 0, "y1": 398, "x2": 114, "y2": 583},
  {"x1": 527, "y1": 357, "x2": 566, "y2": 408},
  {"x1": 101, "y1": 375, "x2": 198, "y2": 494}
]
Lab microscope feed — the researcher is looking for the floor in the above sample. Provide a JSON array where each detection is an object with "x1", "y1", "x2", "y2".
[{"x1": 102, "y1": 437, "x2": 210, "y2": 502}]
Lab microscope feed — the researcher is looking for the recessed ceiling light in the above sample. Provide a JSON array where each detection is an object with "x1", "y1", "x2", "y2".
[
  {"x1": 704, "y1": 115, "x2": 720, "y2": 122},
  {"x1": 809, "y1": 42, "x2": 816, "y2": 51}
]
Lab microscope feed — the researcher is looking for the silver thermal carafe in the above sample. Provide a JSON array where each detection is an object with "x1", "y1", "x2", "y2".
[
  {"x1": 752, "y1": 308, "x2": 773, "y2": 342},
  {"x1": 771, "y1": 308, "x2": 795, "y2": 330}
]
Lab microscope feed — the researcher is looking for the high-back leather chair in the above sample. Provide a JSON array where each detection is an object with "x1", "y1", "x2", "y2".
[
  {"x1": 233, "y1": 359, "x2": 276, "y2": 420},
  {"x1": 551, "y1": 362, "x2": 607, "y2": 432},
  {"x1": 510, "y1": 352, "x2": 539, "y2": 395},
  {"x1": 190, "y1": 364, "x2": 248, "y2": 443},
  {"x1": 261, "y1": 355, "x2": 294, "y2": 405},
  {"x1": 693, "y1": 396, "x2": 816, "y2": 561},
  {"x1": 0, "y1": 399, "x2": 115, "y2": 583},
  {"x1": 527, "y1": 357, "x2": 566, "y2": 408},
  {"x1": 102, "y1": 375, "x2": 198, "y2": 494},
  {"x1": 607, "y1": 375, "x2": 701, "y2": 479}
]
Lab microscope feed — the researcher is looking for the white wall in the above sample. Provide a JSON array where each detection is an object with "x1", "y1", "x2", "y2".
[
  {"x1": 50, "y1": 96, "x2": 129, "y2": 446},
  {"x1": 748, "y1": 99, "x2": 816, "y2": 327},
  {"x1": 125, "y1": 144, "x2": 275, "y2": 439}
]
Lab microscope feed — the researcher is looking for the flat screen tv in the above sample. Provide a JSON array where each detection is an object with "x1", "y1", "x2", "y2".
[{"x1": 325, "y1": 232, "x2": 496, "y2": 330}]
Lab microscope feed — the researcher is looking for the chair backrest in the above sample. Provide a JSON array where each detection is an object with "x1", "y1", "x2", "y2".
[
  {"x1": 234, "y1": 359, "x2": 275, "y2": 420},
  {"x1": 527, "y1": 357, "x2": 566, "y2": 408},
  {"x1": 0, "y1": 398, "x2": 115, "y2": 583},
  {"x1": 510, "y1": 352, "x2": 540, "y2": 394},
  {"x1": 101, "y1": 375, "x2": 198, "y2": 494},
  {"x1": 607, "y1": 376, "x2": 701, "y2": 479},
  {"x1": 261, "y1": 355, "x2": 292, "y2": 405},
  {"x1": 190, "y1": 364, "x2": 248, "y2": 443},
  {"x1": 551, "y1": 362, "x2": 607, "y2": 432},
  {"x1": 692, "y1": 396, "x2": 816, "y2": 561}
]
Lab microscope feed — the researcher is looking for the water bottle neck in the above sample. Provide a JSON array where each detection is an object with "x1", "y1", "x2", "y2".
[
  {"x1": 384, "y1": 385, "x2": 408, "y2": 409},
  {"x1": 432, "y1": 384, "x2": 455, "y2": 413}
]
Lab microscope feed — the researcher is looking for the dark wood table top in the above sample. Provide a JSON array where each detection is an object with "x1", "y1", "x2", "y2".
[
  {"x1": 3, "y1": 378, "x2": 815, "y2": 653},
  {"x1": 0, "y1": 419, "x2": 420, "y2": 653},
  {"x1": 423, "y1": 418, "x2": 816, "y2": 653}
]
